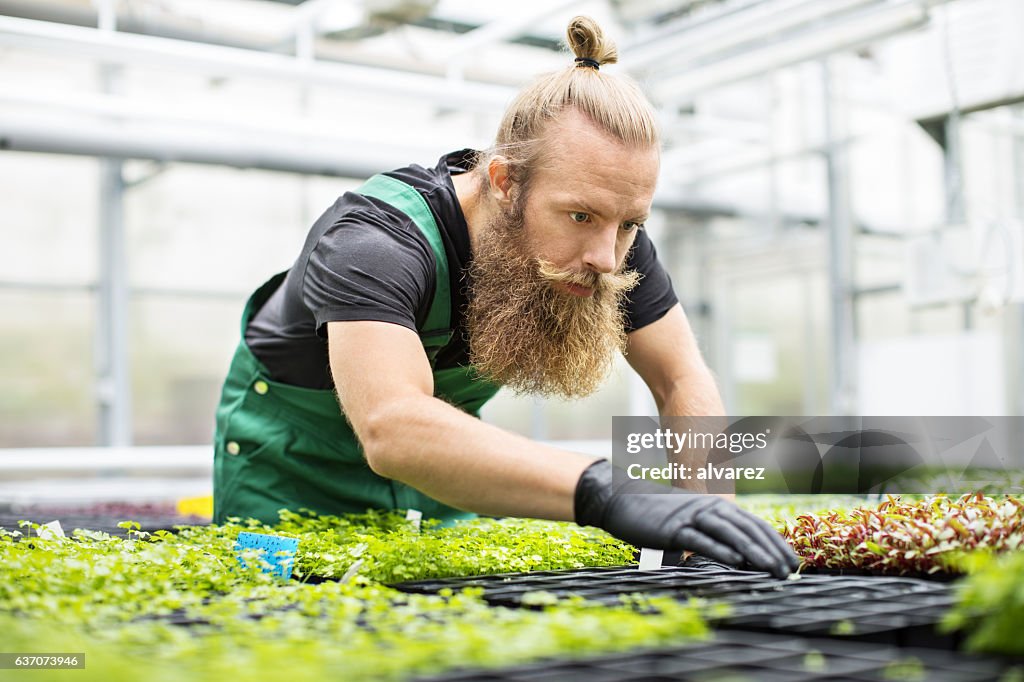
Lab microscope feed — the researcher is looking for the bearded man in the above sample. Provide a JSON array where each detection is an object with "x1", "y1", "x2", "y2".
[{"x1": 212, "y1": 17, "x2": 798, "y2": 577}]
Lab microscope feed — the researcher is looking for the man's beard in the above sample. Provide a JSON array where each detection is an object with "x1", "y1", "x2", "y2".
[{"x1": 464, "y1": 200, "x2": 641, "y2": 399}]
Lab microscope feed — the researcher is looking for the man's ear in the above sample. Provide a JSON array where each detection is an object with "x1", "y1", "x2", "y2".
[{"x1": 487, "y1": 156, "x2": 514, "y2": 205}]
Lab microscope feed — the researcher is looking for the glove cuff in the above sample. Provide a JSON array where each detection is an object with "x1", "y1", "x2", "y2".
[{"x1": 573, "y1": 458, "x2": 613, "y2": 528}]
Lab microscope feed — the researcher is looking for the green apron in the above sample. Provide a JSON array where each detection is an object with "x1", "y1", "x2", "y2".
[{"x1": 213, "y1": 174, "x2": 500, "y2": 525}]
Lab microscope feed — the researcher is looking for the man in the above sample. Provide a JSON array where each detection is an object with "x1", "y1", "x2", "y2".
[{"x1": 214, "y1": 16, "x2": 798, "y2": 578}]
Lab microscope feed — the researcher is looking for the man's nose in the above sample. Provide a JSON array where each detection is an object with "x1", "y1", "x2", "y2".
[{"x1": 581, "y1": 226, "x2": 619, "y2": 275}]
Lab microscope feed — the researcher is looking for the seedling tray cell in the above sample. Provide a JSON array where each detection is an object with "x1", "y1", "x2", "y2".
[
  {"x1": 412, "y1": 630, "x2": 1013, "y2": 682},
  {"x1": 393, "y1": 566, "x2": 960, "y2": 647}
]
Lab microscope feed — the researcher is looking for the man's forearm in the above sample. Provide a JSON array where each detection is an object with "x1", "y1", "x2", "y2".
[
  {"x1": 656, "y1": 366, "x2": 726, "y2": 417},
  {"x1": 357, "y1": 395, "x2": 595, "y2": 521},
  {"x1": 657, "y1": 368, "x2": 730, "y2": 496}
]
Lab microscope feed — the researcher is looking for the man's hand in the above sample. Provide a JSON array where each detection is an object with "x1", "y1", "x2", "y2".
[{"x1": 574, "y1": 459, "x2": 799, "y2": 578}]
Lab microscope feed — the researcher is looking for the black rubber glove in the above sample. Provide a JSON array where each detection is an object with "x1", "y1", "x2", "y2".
[{"x1": 574, "y1": 459, "x2": 800, "y2": 579}]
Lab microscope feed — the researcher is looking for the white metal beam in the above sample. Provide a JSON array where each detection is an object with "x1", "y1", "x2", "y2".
[
  {"x1": 650, "y1": 1, "x2": 930, "y2": 104},
  {"x1": 96, "y1": 159, "x2": 132, "y2": 447},
  {"x1": 627, "y1": 0, "x2": 882, "y2": 71},
  {"x1": 444, "y1": 0, "x2": 577, "y2": 60},
  {"x1": 0, "y1": 446, "x2": 211, "y2": 473},
  {"x1": 822, "y1": 59, "x2": 858, "y2": 416},
  {"x1": 0, "y1": 88, "x2": 457, "y2": 144},
  {"x1": 0, "y1": 108, "x2": 438, "y2": 177},
  {"x1": 442, "y1": 0, "x2": 580, "y2": 80},
  {"x1": 0, "y1": 15, "x2": 516, "y2": 111}
]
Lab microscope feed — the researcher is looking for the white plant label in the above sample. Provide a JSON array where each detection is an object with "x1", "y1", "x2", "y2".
[
  {"x1": 340, "y1": 559, "x2": 364, "y2": 584},
  {"x1": 405, "y1": 508, "x2": 422, "y2": 532},
  {"x1": 638, "y1": 547, "x2": 664, "y2": 570},
  {"x1": 37, "y1": 520, "x2": 65, "y2": 540}
]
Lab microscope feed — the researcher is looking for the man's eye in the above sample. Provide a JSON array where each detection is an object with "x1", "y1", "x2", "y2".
[
  {"x1": 622, "y1": 221, "x2": 645, "y2": 232},
  {"x1": 569, "y1": 212, "x2": 589, "y2": 223}
]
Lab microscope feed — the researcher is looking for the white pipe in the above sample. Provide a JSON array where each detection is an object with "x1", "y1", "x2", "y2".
[
  {"x1": 0, "y1": 109, "x2": 439, "y2": 177},
  {"x1": 0, "y1": 88, "x2": 448, "y2": 144},
  {"x1": 651, "y1": 1, "x2": 929, "y2": 103},
  {"x1": 443, "y1": 0, "x2": 579, "y2": 81},
  {"x1": 621, "y1": 0, "x2": 762, "y2": 48},
  {"x1": 0, "y1": 479, "x2": 212, "y2": 505},
  {"x1": 0, "y1": 446, "x2": 212, "y2": 472},
  {"x1": 628, "y1": 0, "x2": 881, "y2": 70},
  {"x1": 0, "y1": 15, "x2": 515, "y2": 111},
  {"x1": 444, "y1": 0, "x2": 578, "y2": 60},
  {"x1": 94, "y1": 0, "x2": 117, "y2": 32}
]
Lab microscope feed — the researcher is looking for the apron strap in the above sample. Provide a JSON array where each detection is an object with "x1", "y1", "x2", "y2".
[{"x1": 357, "y1": 174, "x2": 454, "y2": 352}]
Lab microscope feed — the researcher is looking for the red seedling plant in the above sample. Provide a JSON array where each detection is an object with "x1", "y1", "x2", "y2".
[{"x1": 783, "y1": 494, "x2": 1024, "y2": 575}]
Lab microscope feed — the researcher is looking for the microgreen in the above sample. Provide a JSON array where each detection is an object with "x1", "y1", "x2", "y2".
[
  {"x1": 941, "y1": 550, "x2": 1024, "y2": 655},
  {"x1": 0, "y1": 511, "x2": 699, "y2": 681},
  {"x1": 250, "y1": 509, "x2": 635, "y2": 583},
  {"x1": 780, "y1": 494, "x2": 1024, "y2": 575}
]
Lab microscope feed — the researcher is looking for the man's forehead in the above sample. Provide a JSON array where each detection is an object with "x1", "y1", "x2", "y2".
[
  {"x1": 544, "y1": 108, "x2": 658, "y2": 149},
  {"x1": 535, "y1": 111, "x2": 660, "y2": 191}
]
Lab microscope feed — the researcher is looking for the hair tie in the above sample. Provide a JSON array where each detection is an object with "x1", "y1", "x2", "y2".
[{"x1": 574, "y1": 57, "x2": 600, "y2": 70}]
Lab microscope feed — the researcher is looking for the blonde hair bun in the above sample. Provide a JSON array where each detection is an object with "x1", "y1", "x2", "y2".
[{"x1": 566, "y1": 15, "x2": 618, "y2": 67}]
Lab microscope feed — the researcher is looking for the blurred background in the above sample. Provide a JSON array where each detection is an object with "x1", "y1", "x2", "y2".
[{"x1": 1, "y1": 0, "x2": 1022, "y2": 511}]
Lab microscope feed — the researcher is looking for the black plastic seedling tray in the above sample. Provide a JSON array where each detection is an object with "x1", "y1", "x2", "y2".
[
  {"x1": 393, "y1": 566, "x2": 960, "y2": 648},
  {"x1": 412, "y1": 630, "x2": 1015, "y2": 682},
  {"x1": 799, "y1": 565, "x2": 961, "y2": 582}
]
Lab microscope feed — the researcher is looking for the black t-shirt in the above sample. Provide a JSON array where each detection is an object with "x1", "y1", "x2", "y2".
[{"x1": 245, "y1": 150, "x2": 679, "y2": 390}]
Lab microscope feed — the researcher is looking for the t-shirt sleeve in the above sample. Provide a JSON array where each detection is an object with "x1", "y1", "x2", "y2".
[
  {"x1": 623, "y1": 230, "x2": 679, "y2": 332},
  {"x1": 302, "y1": 207, "x2": 434, "y2": 338}
]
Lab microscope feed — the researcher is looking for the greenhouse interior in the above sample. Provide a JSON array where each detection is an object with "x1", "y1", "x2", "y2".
[{"x1": 2, "y1": 0, "x2": 1023, "y2": 679}]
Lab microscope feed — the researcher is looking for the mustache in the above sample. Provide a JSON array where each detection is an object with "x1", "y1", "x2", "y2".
[{"x1": 535, "y1": 259, "x2": 642, "y2": 295}]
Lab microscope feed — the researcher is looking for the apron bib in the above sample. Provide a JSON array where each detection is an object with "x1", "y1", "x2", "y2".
[{"x1": 213, "y1": 174, "x2": 499, "y2": 525}]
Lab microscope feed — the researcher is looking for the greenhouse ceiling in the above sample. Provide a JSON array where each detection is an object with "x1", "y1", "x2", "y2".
[{"x1": 0, "y1": 0, "x2": 1021, "y2": 213}]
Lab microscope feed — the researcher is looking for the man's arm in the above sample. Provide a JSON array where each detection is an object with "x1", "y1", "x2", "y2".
[
  {"x1": 625, "y1": 304, "x2": 729, "y2": 496},
  {"x1": 332, "y1": 316, "x2": 796, "y2": 576},
  {"x1": 328, "y1": 319, "x2": 594, "y2": 521}
]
